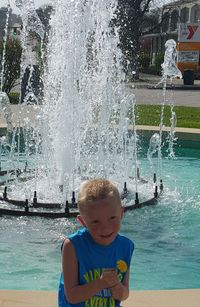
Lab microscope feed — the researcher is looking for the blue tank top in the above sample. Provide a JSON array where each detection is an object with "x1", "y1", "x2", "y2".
[{"x1": 58, "y1": 228, "x2": 134, "y2": 307}]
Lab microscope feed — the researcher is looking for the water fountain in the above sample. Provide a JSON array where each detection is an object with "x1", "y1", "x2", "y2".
[{"x1": 0, "y1": 0, "x2": 182, "y2": 218}]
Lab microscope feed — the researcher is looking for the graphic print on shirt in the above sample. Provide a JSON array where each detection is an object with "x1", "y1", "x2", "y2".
[{"x1": 84, "y1": 259, "x2": 128, "y2": 307}]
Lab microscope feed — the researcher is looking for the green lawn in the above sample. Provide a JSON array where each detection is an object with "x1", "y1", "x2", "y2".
[{"x1": 135, "y1": 105, "x2": 200, "y2": 129}]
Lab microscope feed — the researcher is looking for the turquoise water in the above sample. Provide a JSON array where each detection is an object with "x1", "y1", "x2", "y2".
[{"x1": 0, "y1": 145, "x2": 200, "y2": 291}]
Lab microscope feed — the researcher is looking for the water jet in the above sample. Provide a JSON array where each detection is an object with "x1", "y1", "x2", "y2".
[{"x1": 0, "y1": 1, "x2": 183, "y2": 218}]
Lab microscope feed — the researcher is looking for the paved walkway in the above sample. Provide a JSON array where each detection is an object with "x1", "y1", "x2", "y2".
[
  {"x1": 0, "y1": 105, "x2": 39, "y2": 129},
  {"x1": 127, "y1": 73, "x2": 200, "y2": 107},
  {"x1": 133, "y1": 87, "x2": 200, "y2": 107},
  {"x1": 0, "y1": 289, "x2": 200, "y2": 307}
]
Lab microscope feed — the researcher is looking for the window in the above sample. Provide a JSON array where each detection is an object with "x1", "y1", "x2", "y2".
[
  {"x1": 180, "y1": 7, "x2": 189, "y2": 23},
  {"x1": 162, "y1": 12, "x2": 170, "y2": 33},
  {"x1": 191, "y1": 5, "x2": 200, "y2": 23},
  {"x1": 170, "y1": 10, "x2": 179, "y2": 31}
]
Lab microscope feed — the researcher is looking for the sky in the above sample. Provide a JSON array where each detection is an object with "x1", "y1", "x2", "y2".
[
  {"x1": 0, "y1": 0, "x2": 172, "y2": 13},
  {"x1": 0, "y1": 0, "x2": 51, "y2": 11},
  {"x1": 0, "y1": 0, "x2": 172, "y2": 8}
]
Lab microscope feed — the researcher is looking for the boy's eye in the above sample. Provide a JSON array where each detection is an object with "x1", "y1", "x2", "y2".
[
  {"x1": 91, "y1": 220, "x2": 99, "y2": 224},
  {"x1": 110, "y1": 216, "x2": 116, "y2": 220}
]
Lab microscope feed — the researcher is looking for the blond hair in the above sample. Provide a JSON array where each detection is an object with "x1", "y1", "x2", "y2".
[{"x1": 78, "y1": 179, "x2": 121, "y2": 213}]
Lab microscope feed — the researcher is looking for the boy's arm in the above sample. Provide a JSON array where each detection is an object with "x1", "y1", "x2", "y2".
[
  {"x1": 110, "y1": 269, "x2": 130, "y2": 301},
  {"x1": 62, "y1": 239, "x2": 119, "y2": 304}
]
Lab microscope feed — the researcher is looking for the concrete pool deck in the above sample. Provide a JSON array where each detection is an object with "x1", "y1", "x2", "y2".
[
  {"x1": 136, "y1": 125, "x2": 200, "y2": 143},
  {"x1": 0, "y1": 289, "x2": 200, "y2": 306}
]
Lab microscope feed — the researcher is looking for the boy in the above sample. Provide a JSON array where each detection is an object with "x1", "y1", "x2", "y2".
[{"x1": 58, "y1": 178, "x2": 134, "y2": 306}]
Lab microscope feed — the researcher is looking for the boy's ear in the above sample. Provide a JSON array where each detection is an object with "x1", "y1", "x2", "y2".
[{"x1": 77, "y1": 215, "x2": 86, "y2": 227}]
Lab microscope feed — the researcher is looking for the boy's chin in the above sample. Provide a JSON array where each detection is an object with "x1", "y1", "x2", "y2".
[{"x1": 94, "y1": 233, "x2": 116, "y2": 245}]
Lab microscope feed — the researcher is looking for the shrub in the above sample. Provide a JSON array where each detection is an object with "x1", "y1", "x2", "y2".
[
  {"x1": 140, "y1": 52, "x2": 151, "y2": 70},
  {"x1": 8, "y1": 92, "x2": 20, "y2": 104},
  {"x1": 0, "y1": 38, "x2": 22, "y2": 94},
  {"x1": 144, "y1": 65, "x2": 160, "y2": 75},
  {"x1": 154, "y1": 53, "x2": 164, "y2": 72}
]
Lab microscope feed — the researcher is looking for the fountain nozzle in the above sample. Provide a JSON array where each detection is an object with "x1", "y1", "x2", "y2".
[
  {"x1": 65, "y1": 200, "x2": 69, "y2": 215},
  {"x1": 71, "y1": 191, "x2": 76, "y2": 206},
  {"x1": 160, "y1": 179, "x2": 163, "y2": 191},
  {"x1": 123, "y1": 182, "x2": 128, "y2": 194},
  {"x1": 3, "y1": 186, "x2": 7, "y2": 199},
  {"x1": 33, "y1": 191, "x2": 37, "y2": 204},
  {"x1": 154, "y1": 186, "x2": 158, "y2": 198},
  {"x1": 135, "y1": 192, "x2": 139, "y2": 205},
  {"x1": 25, "y1": 199, "x2": 29, "y2": 212}
]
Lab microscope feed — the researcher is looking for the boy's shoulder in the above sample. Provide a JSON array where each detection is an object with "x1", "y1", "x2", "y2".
[
  {"x1": 68, "y1": 227, "x2": 87, "y2": 240},
  {"x1": 116, "y1": 233, "x2": 134, "y2": 249}
]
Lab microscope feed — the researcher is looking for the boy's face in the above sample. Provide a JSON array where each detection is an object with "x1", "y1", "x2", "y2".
[{"x1": 77, "y1": 198, "x2": 124, "y2": 246}]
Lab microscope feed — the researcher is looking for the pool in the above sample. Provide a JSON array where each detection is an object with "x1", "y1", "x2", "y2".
[{"x1": 0, "y1": 144, "x2": 200, "y2": 291}]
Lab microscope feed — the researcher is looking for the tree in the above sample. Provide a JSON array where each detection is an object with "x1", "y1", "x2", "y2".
[
  {"x1": 36, "y1": 4, "x2": 54, "y2": 48},
  {"x1": 33, "y1": 5, "x2": 54, "y2": 70},
  {"x1": 0, "y1": 38, "x2": 22, "y2": 93},
  {"x1": 36, "y1": 5, "x2": 53, "y2": 33},
  {"x1": 115, "y1": 0, "x2": 156, "y2": 78}
]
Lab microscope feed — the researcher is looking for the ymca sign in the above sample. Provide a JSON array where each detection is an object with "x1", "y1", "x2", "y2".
[{"x1": 178, "y1": 23, "x2": 200, "y2": 42}]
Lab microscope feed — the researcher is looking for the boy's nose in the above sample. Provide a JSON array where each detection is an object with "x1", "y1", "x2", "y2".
[{"x1": 101, "y1": 222, "x2": 112, "y2": 233}]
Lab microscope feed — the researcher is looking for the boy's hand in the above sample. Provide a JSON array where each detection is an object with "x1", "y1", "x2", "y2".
[
  {"x1": 110, "y1": 282, "x2": 123, "y2": 300},
  {"x1": 100, "y1": 269, "x2": 119, "y2": 288}
]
